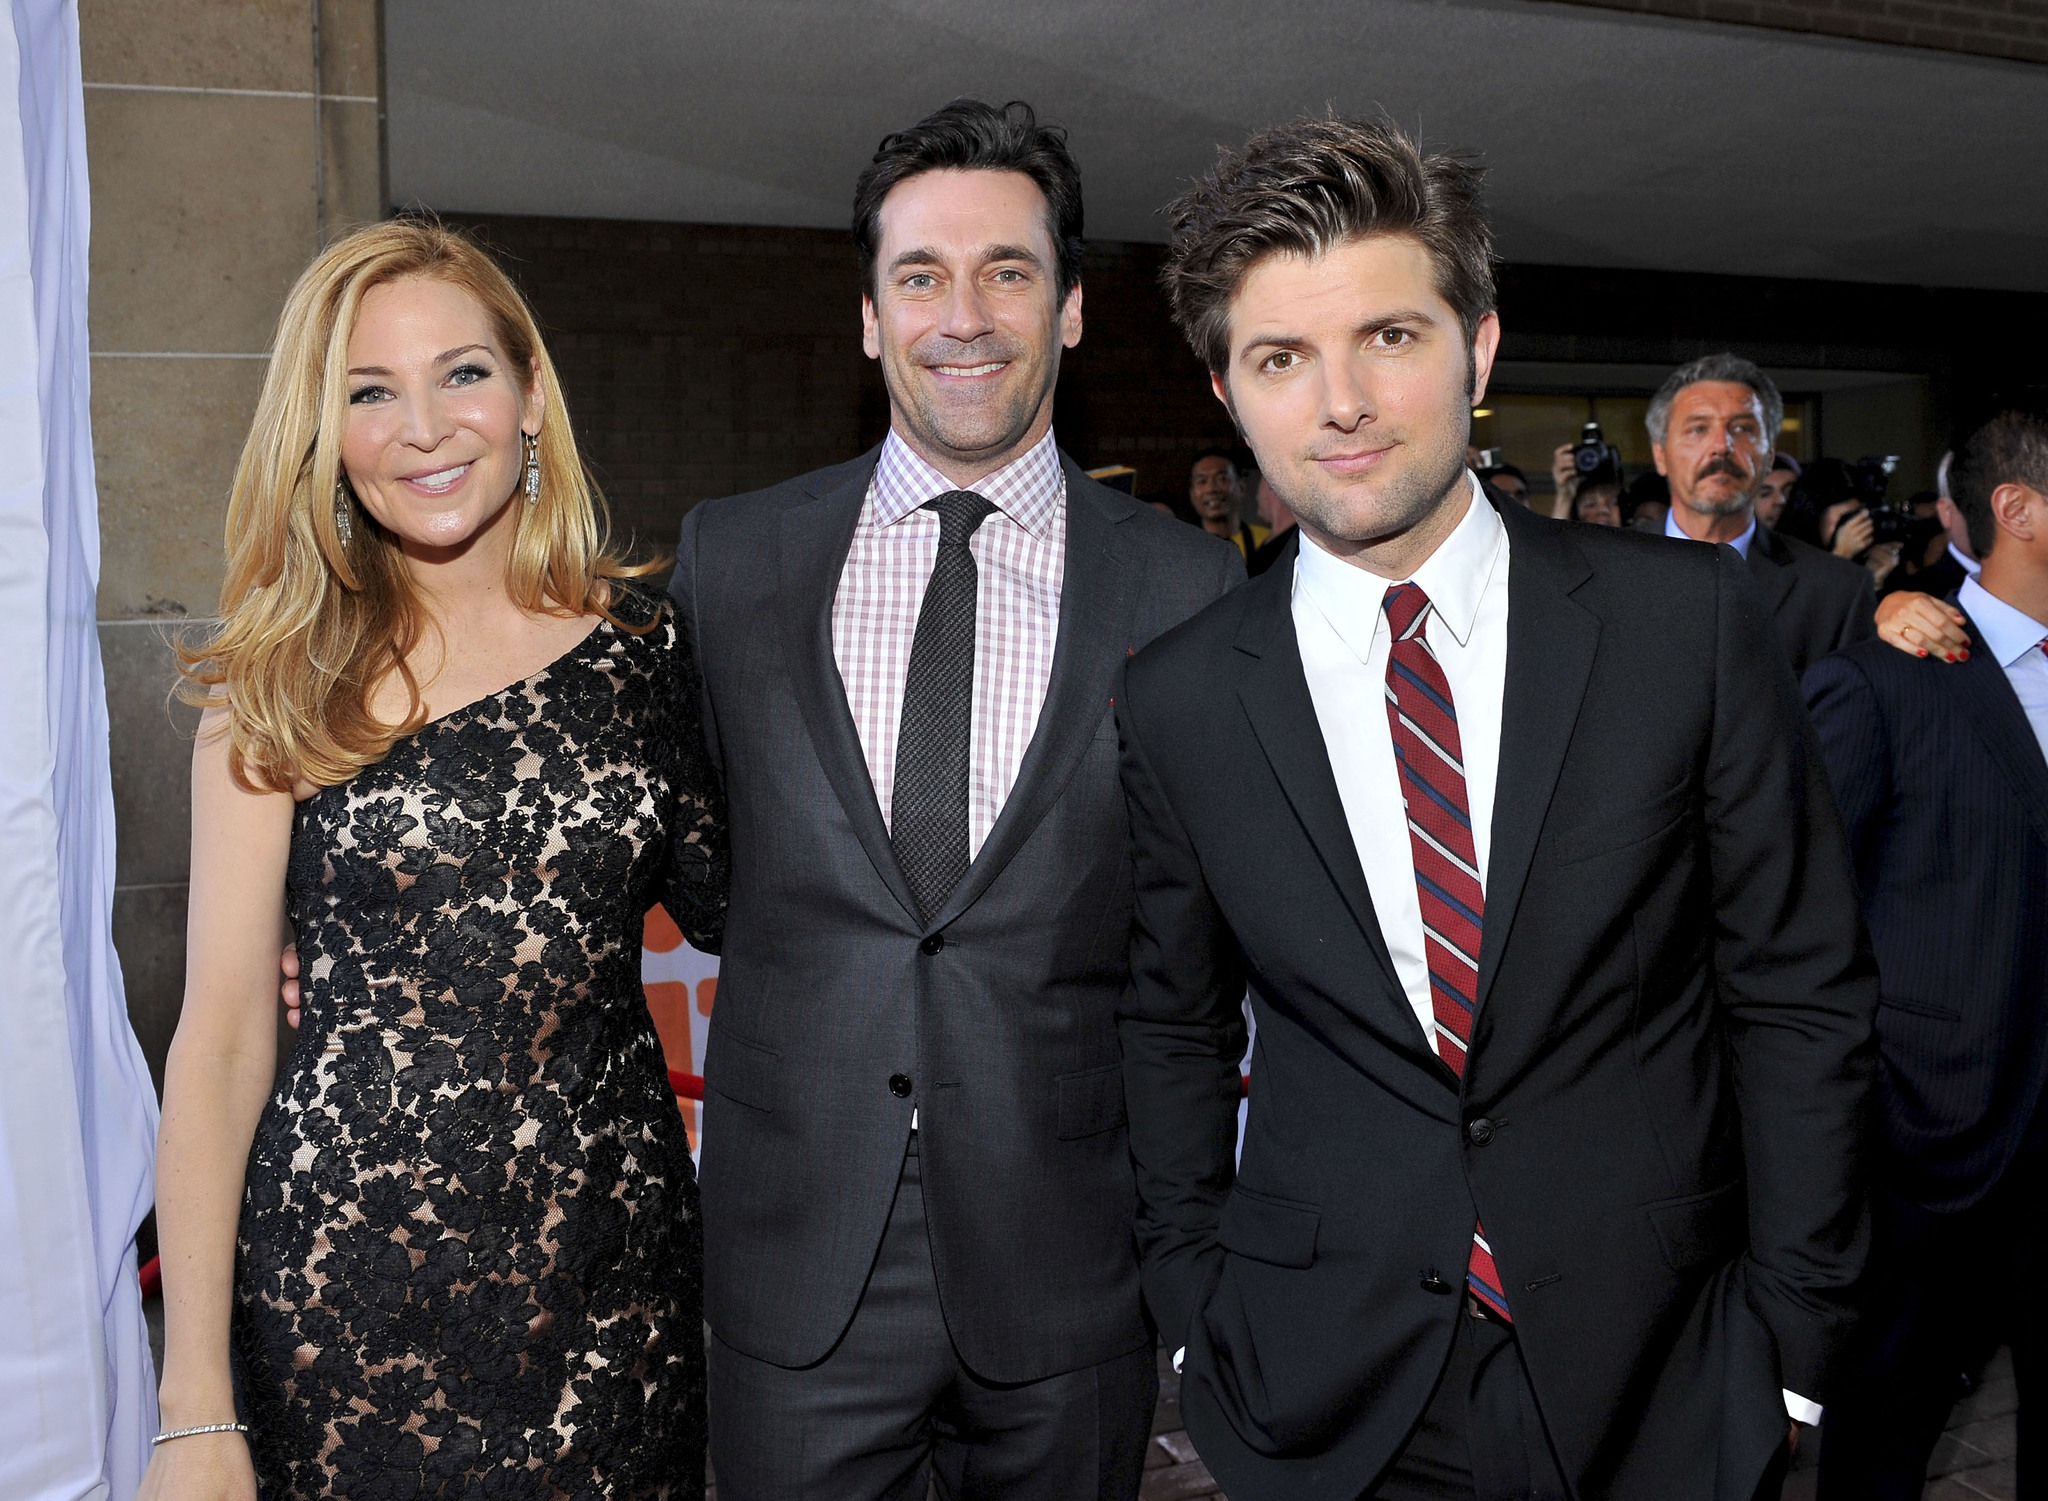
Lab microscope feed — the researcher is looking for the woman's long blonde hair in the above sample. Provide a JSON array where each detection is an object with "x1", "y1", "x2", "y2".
[{"x1": 177, "y1": 219, "x2": 659, "y2": 793}]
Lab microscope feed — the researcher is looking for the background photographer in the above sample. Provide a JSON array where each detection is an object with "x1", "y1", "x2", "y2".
[{"x1": 1650, "y1": 352, "x2": 1876, "y2": 674}]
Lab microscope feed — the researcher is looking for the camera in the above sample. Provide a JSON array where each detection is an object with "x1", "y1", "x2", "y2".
[
  {"x1": 1574, "y1": 421, "x2": 1623, "y2": 477},
  {"x1": 1845, "y1": 455, "x2": 1932, "y2": 549}
]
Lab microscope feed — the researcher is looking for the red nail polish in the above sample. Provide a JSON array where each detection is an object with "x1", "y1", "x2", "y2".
[{"x1": 1918, "y1": 650, "x2": 1928, "y2": 657}]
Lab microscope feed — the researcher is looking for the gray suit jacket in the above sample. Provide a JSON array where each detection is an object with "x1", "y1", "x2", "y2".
[{"x1": 670, "y1": 445, "x2": 1241, "y2": 1380}]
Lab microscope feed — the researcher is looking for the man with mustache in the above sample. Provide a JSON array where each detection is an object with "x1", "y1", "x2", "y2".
[
  {"x1": 670, "y1": 99, "x2": 1240, "y2": 1499},
  {"x1": 1652, "y1": 354, "x2": 1877, "y2": 675}
]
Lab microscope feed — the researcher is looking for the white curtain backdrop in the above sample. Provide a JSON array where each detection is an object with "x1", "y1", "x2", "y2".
[{"x1": 0, "y1": 1, "x2": 160, "y2": 1497}]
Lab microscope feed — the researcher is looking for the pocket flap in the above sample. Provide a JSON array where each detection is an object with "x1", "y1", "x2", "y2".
[
  {"x1": 1217, "y1": 1185, "x2": 1321, "y2": 1269},
  {"x1": 1056, "y1": 1062, "x2": 1127, "y2": 1139},
  {"x1": 705, "y1": 1029, "x2": 779, "y2": 1112},
  {"x1": 1646, "y1": 1179, "x2": 1744, "y2": 1273},
  {"x1": 1553, "y1": 777, "x2": 1691, "y2": 865}
]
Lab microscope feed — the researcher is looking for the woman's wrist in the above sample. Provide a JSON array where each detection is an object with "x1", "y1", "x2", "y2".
[{"x1": 156, "y1": 1374, "x2": 239, "y2": 1430}]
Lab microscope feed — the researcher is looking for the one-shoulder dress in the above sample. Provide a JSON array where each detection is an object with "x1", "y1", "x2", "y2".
[{"x1": 232, "y1": 601, "x2": 726, "y2": 1500}]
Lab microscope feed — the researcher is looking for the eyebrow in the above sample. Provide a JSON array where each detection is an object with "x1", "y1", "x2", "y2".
[
  {"x1": 886, "y1": 243, "x2": 1047, "y2": 276},
  {"x1": 347, "y1": 343, "x2": 493, "y2": 377},
  {"x1": 1236, "y1": 308, "x2": 1439, "y2": 361}
]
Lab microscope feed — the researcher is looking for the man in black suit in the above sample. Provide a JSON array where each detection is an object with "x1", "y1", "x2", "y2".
[
  {"x1": 671, "y1": 100, "x2": 1240, "y2": 1499},
  {"x1": 1649, "y1": 353, "x2": 1876, "y2": 676},
  {"x1": 1119, "y1": 116, "x2": 1876, "y2": 1501},
  {"x1": 1805, "y1": 407, "x2": 2048, "y2": 1500}
]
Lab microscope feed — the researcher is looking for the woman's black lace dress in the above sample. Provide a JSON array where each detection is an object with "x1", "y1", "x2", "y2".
[{"x1": 232, "y1": 601, "x2": 726, "y2": 1500}]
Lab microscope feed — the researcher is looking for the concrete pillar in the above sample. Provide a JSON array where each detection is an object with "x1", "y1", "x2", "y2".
[{"x1": 83, "y1": 0, "x2": 383, "y2": 1094}]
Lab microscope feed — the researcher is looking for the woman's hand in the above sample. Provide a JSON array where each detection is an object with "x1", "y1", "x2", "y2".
[
  {"x1": 136, "y1": 1430, "x2": 257, "y2": 1501},
  {"x1": 1876, "y1": 590, "x2": 1971, "y2": 661}
]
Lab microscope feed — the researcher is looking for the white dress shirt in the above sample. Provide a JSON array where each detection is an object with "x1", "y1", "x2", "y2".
[
  {"x1": 1960, "y1": 577, "x2": 2048, "y2": 764},
  {"x1": 1665, "y1": 505, "x2": 1758, "y2": 558},
  {"x1": 1951, "y1": 541, "x2": 1983, "y2": 578},
  {"x1": 1293, "y1": 474, "x2": 1508, "y2": 1046},
  {"x1": 1275, "y1": 474, "x2": 1821, "y2": 1425}
]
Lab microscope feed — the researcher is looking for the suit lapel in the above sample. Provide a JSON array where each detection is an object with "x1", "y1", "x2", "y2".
[
  {"x1": 1940, "y1": 615, "x2": 2048, "y2": 848},
  {"x1": 929, "y1": 459, "x2": 1139, "y2": 928},
  {"x1": 1478, "y1": 502, "x2": 1600, "y2": 1011},
  {"x1": 777, "y1": 449, "x2": 922, "y2": 923},
  {"x1": 1744, "y1": 525, "x2": 1797, "y2": 618},
  {"x1": 1231, "y1": 562, "x2": 1406, "y2": 1013}
]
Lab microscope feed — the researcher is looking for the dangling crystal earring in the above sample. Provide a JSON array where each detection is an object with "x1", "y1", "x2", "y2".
[
  {"x1": 333, "y1": 480, "x2": 353, "y2": 545},
  {"x1": 523, "y1": 432, "x2": 540, "y2": 504}
]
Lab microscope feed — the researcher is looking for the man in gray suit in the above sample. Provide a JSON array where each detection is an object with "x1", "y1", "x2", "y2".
[{"x1": 672, "y1": 99, "x2": 1240, "y2": 1499}]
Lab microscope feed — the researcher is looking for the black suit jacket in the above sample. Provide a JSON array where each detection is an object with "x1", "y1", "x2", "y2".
[
  {"x1": 1117, "y1": 502, "x2": 1876, "y2": 1501},
  {"x1": 670, "y1": 447, "x2": 1241, "y2": 1380},
  {"x1": 1745, "y1": 523, "x2": 1877, "y2": 675},
  {"x1": 1805, "y1": 623, "x2": 2048, "y2": 1212}
]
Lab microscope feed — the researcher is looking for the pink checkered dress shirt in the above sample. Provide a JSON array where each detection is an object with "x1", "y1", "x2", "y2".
[{"x1": 831, "y1": 428, "x2": 1067, "y2": 859}]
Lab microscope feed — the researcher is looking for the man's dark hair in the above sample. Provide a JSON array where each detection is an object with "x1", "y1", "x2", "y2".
[
  {"x1": 1160, "y1": 115, "x2": 1495, "y2": 377},
  {"x1": 852, "y1": 98, "x2": 1085, "y2": 304},
  {"x1": 1482, "y1": 463, "x2": 1528, "y2": 485},
  {"x1": 1192, "y1": 446, "x2": 1240, "y2": 472},
  {"x1": 1950, "y1": 407, "x2": 2048, "y2": 557}
]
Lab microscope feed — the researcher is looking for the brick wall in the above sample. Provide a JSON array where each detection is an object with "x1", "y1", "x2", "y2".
[
  {"x1": 457, "y1": 215, "x2": 1236, "y2": 551},
  {"x1": 1556, "y1": 0, "x2": 2048, "y2": 65}
]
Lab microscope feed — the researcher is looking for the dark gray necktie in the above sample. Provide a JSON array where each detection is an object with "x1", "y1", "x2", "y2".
[{"x1": 892, "y1": 490, "x2": 997, "y2": 923}]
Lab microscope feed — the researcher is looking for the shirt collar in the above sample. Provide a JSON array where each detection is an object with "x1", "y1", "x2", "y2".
[
  {"x1": 870, "y1": 427, "x2": 1064, "y2": 537},
  {"x1": 1665, "y1": 504, "x2": 1757, "y2": 558},
  {"x1": 1293, "y1": 472, "x2": 1505, "y2": 658},
  {"x1": 1951, "y1": 541, "x2": 1983, "y2": 577},
  {"x1": 1959, "y1": 577, "x2": 2048, "y2": 668}
]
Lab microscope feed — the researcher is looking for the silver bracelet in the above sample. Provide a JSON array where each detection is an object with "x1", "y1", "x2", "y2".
[{"x1": 151, "y1": 1422, "x2": 249, "y2": 1446}]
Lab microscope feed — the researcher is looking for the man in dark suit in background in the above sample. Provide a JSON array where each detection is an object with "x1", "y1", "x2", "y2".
[
  {"x1": 672, "y1": 99, "x2": 1239, "y2": 1499},
  {"x1": 1805, "y1": 407, "x2": 2048, "y2": 1500},
  {"x1": 1118, "y1": 116, "x2": 1876, "y2": 1501},
  {"x1": 1652, "y1": 353, "x2": 1877, "y2": 676}
]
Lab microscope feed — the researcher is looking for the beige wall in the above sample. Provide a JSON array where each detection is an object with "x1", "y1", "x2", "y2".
[{"x1": 85, "y1": 0, "x2": 383, "y2": 1092}]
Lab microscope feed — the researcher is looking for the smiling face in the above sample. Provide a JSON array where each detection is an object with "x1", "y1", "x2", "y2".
[
  {"x1": 340, "y1": 275, "x2": 541, "y2": 558},
  {"x1": 1214, "y1": 234, "x2": 1497, "y2": 577},
  {"x1": 861, "y1": 167, "x2": 1082, "y2": 481},
  {"x1": 1653, "y1": 381, "x2": 1773, "y2": 521}
]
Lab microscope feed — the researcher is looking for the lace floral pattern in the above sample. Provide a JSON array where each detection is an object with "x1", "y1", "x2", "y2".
[{"x1": 233, "y1": 599, "x2": 725, "y2": 1499}]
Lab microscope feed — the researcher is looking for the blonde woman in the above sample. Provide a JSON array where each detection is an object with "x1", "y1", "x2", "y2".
[{"x1": 140, "y1": 221, "x2": 724, "y2": 1500}]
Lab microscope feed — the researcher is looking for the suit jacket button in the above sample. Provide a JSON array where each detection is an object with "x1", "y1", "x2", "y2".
[
  {"x1": 1421, "y1": 1270, "x2": 1454, "y2": 1294},
  {"x1": 1467, "y1": 1117, "x2": 1495, "y2": 1146},
  {"x1": 889, "y1": 1073, "x2": 914, "y2": 1098},
  {"x1": 920, "y1": 934, "x2": 946, "y2": 955}
]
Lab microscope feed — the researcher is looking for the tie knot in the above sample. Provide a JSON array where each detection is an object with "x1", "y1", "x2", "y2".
[
  {"x1": 1382, "y1": 581, "x2": 1433, "y2": 640},
  {"x1": 926, "y1": 490, "x2": 997, "y2": 546}
]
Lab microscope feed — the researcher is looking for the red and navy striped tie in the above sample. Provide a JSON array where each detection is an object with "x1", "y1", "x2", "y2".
[{"x1": 1382, "y1": 581, "x2": 1511, "y2": 1322}]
